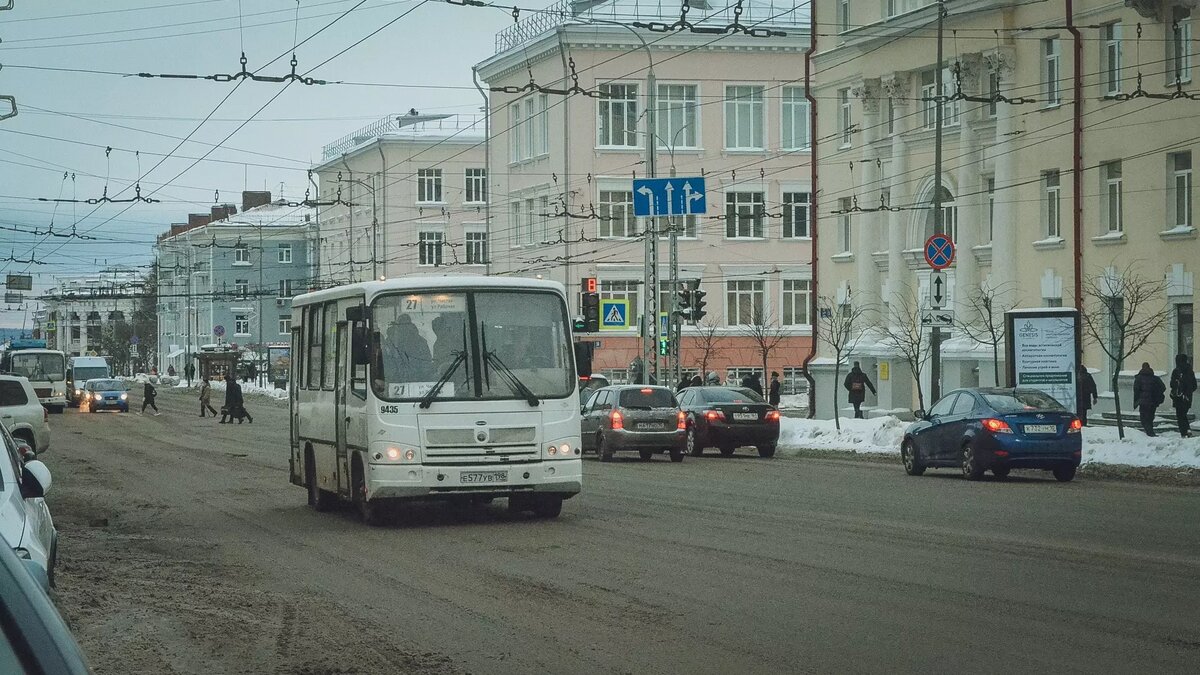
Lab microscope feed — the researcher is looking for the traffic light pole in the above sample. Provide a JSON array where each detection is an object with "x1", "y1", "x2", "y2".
[
  {"x1": 668, "y1": 209, "x2": 680, "y2": 387},
  {"x1": 641, "y1": 66, "x2": 658, "y2": 386}
]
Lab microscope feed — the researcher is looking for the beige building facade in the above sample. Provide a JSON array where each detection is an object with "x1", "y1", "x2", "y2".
[
  {"x1": 475, "y1": 0, "x2": 816, "y2": 390},
  {"x1": 811, "y1": 0, "x2": 1197, "y2": 417}
]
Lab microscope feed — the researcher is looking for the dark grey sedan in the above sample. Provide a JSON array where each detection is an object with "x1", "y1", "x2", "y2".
[{"x1": 580, "y1": 385, "x2": 686, "y2": 462}]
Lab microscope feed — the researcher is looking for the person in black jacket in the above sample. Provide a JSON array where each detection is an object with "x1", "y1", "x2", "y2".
[
  {"x1": 768, "y1": 371, "x2": 782, "y2": 407},
  {"x1": 1078, "y1": 364, "x2": 1099, "y2": 426},
  {"x1": 220, "y1": 374, "x2": 253, "y2": 424},
  {"x1": 741, "y1": 372, "x2": 763, "y2": 396},
  {"x1": 1132, "y1": 362, "x2": 1166, "y2": 437},
  {"x1": 1170, "y1": 354, "x2": 1197, "y2": 438},
  {"x1": 141, "y1": 381, "x2": 160, "y2": 415},
  {"x1": 844, "y1": 362, "x2": 877, "y2": 419}
]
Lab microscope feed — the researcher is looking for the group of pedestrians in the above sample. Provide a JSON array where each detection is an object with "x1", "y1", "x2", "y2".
[
  {"x1": 1129, "y1": 355, "x2": 1196, "y2": 438},
  {"x1": 673, "y1": 370, "x2": 784, "y2": 407},
  {"x1": 137, "y1": 373, "x2": 253, "y2": 424}
]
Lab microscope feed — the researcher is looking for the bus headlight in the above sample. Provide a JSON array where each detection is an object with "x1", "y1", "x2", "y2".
[
  {"x1": 545, "y1": 441, "x2": 579, "y2": 459},
  {"x1": 383, "y1": 447, "x2": 415, "y2": 462}
]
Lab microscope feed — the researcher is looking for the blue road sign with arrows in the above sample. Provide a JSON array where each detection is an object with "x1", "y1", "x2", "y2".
[{"x1": 632, "y1": 177, "x2": 707, "y2": 217}]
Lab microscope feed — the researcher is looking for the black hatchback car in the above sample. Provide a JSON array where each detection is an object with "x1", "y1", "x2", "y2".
[
  {"x1": 580, "y1": 385, "x2": 685, "y2": 462},
  {"x1": 676, "y1": 386, "x2": 781, "y2": 458},
  {"x1": 902, "y1": 387, "x2": 1083, "y2": 481}
]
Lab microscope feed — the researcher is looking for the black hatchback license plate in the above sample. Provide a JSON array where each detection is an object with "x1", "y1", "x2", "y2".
[{"x1": 637, "y1": 423, "x2": 666, "y2": 430}]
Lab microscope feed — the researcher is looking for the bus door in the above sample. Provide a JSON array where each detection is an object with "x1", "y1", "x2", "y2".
[
  {"x1": 335, "y1": 321, "x2": 350, "y2": 496},
  {"x1": 288, "y1": 326, "x2": 303, "y2": 487}
]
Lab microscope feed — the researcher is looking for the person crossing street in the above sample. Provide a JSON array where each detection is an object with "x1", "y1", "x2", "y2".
[
  {"x1": 141, "y1": 381, "x2": 160, "y2": 415},
  {"x1": 199, "y1": 378, "x2": 218, "y2": 418}
]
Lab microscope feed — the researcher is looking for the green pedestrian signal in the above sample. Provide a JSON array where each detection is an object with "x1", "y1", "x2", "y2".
[{"x1": 658, "y1": 338, "x2": 670, "y2": 356}]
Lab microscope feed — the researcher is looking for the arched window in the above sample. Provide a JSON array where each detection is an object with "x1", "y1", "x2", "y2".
[{"x1": 923, "y1": 186, "x2": 957, "y2": 243}]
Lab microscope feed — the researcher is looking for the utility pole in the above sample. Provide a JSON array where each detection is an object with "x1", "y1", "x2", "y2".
[
  {"x1": 931, "y1": 0, "x2": 945, "y2": 404},
  {"x1": 642, "y1": 61, "x2": 658, "y2": 385},
  {"x1": 257, "y1": 221, "x2": 264, "y2": 387}
]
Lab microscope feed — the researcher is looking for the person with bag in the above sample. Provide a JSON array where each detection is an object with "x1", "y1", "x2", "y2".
[
  {"x1": 1078, "y1": 364, "x2": 1099, "y2": 426},
  {"x1": 1132, "y1": 362, "x2": 1166, "y2": 437},
  {"x1": 768, "y1": 372, "x2": 782, "y2": 407},
  {"x1": 1169, "y1": 354, "x2": 1197, "y2": 438},
  {"x1": 199, "y1": 378, "x2": 218, "y2": 418},
  {"x1": 220, "y1": 374, "x2": 253, "y2": 424},
  {"x1": 141, "y1": 380, "x2": 160, "y2": 415},
  {"x1": 843, "y1": 361, "x2": 876, "y2": 419}
]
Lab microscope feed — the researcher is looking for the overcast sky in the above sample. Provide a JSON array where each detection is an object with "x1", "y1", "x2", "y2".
[{"x1": 0, "y1": 0, "x2": 520, "y2": 328}]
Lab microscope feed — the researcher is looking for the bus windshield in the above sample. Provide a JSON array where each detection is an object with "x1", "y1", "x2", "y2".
[
  {"x1": 371, "y1": 290, "x2": 574, "y2": 402},
  {"x1": 11, "y1": 353, "x2": 66, "y2": 381}
]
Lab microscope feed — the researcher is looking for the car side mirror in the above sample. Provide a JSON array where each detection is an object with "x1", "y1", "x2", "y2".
[
  {"x1": 913, "y1": 409, "x2": 927, "y2": 420},
  {"x1": 15, "y1": 441, "x2": 35, "y2": 464},
  {"x1": 21, "y1": 460, "x2": 51, "y2": 498}
]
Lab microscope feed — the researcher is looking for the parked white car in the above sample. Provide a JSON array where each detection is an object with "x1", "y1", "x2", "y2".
[
  {"x1": 0, "y1": 420, "x2": 56, "y2": 590},
  {"x1": 0, "y1": 375, "x2": 50, "y2": 454}
]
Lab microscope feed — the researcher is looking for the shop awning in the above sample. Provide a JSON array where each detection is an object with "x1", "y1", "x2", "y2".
[{"x1": 166, "y1": 349, "x2": 185, "y2": 358}]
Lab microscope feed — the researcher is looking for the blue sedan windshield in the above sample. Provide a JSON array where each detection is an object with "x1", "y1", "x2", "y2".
[{"x1": 983, "y1": 391, "x2": 1067, "y2": 412}]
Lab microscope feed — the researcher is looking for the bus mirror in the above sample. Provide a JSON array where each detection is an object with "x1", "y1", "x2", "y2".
[
  {"x1": 352, "y1": 324, "x2": 370, "y2": 365},
  {"x1": 346, "y1": 306, "x2": 364, "y2": 322}
]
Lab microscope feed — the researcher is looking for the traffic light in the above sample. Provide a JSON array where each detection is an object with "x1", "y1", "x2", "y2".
[
  {"x1": 676, "y1": 286, "x2": 693, "y2": 322},
  {"x1": 572, "y1": 316, "x2": 586, "y2": 332},
  {"x1": 689, "y1": 280, "x2": 707, "y2": 324},
  {"x1": 658, "y1": 337, "x2": 670, "y2": 356},
  {"x1": 582, "y1": 292, "x2": 600, "y2": 332}
]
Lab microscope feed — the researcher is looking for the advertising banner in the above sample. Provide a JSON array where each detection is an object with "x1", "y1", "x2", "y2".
[{"x1": 1005, "y1": 308, "x2": 1081, "y2": 412}]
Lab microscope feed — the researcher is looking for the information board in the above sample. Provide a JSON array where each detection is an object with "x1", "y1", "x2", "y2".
[{"x1": 1005, "y1": 308, "x2": 1081, "y2": 412}]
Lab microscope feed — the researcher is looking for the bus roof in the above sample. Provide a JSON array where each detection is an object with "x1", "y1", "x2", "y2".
[
  {"x1": 5, "y1": 348, "x2": 65, "y2": 356},
  {"x1": 292, "y1": 275, "x2": 567, "y2": 307}
]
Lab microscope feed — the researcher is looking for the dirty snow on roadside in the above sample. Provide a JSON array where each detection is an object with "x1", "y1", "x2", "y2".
[{"x1": 778, "y1": 416, "x2": 1200, "y2": 468}]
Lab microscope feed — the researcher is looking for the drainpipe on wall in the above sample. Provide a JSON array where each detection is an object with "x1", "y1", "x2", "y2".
[
  {"x1": 472, "y1": 67, "x2": 492, "y2": 276},
  {"x1": 376, "y1": 139, "x2": 387, "y2": 279},
  {"x1": 556, "y1": 28, "x2": 572, "y2": 295},
  {"x1": 1067, "y1": 0, "x2": 1083, "y2": 315},
  {"x1": 340, "y1": 156, "x2": 359, "y2": 281},
  {"x1": 801, "y1": 3, "x2": 819, "y2": 418}
]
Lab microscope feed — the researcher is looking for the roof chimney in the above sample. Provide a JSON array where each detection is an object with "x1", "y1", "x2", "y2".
[
  {"x1": 211, "y1": 203, "x2": 238, "y2": 222},
  {"x1": 242, "y1": 191, "x2": 272, "y2": 212},
  {"x1": 188, "y1": 213, "x2": 211, "y2": 229}
]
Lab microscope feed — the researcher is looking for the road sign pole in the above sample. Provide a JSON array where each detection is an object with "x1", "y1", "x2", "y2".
[{"x1": 931, "y1": 0, "x2": 946, "y2": 405}]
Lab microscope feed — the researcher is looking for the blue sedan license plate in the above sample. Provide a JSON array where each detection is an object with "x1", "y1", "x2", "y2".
[
  {"x1": 461, "y1": 471, "x2": 507, "y2": 484},
  {"x1": 1024, "y1": 424, "x2": 1057, "y2": 434}
]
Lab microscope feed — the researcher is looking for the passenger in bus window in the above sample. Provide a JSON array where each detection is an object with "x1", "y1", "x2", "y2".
[
  {"x1": 383, "y1": 314, "x2": 433, "y2": 383},
  {"x1": 431, "y1": 315, "x2": 468, "y2": 388}
]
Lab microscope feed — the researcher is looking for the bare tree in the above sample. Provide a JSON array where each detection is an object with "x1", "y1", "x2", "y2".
[
  {"x1": 817, "y1": 296, "x2": 870, "y2": 430},
  {"x1": 956, "y1": 282, "x2": 1018, "y2": 385},
  {"x1": 689, "y1": 319, "x2": 726, "y2": 380},
  {"x1": 1081, "y1": 264, "x2": 1171, "y2": 439},
  {"x1": 878, "y1": 288, "x2": 932, "y2": 412},
  {"x1": 740, "y1": 310, "x2": 788, "y2": 389}
]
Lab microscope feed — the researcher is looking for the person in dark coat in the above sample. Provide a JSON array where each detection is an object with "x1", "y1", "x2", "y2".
[
  {"x1": 843, "y1": 361, "x2": 877, "y2": 419},
  {"x1": 1078, "y1": 364, "x2": 1099, "y2": 426},
  {"x1": 1169, "y1": 354, "x2": 1197, "y2": 438},
  {"x1": 141, "y1": 381, "x2": 160, "y2": 415},
  {"x1": 184, "y1": 362, "x2": 195, "y2": 386},
  {"x1": 1132, "y1": 362, "x2": 1166, "y2": 437},
  {"x1": 675, "y1": 376, "x2": 692, "y2": 393},
  {"x1": 689, "y1": 375, "x2": 702, "y2": 388},
  {"x1": 741, "y1": 372, "x2": 763, "y2": 396},
  {"x1": 221, "y1": 374, "x2": 253, "y2": 424},
  {"x1": 768, "y1": 371, "x2": 782, "y2": 407}
]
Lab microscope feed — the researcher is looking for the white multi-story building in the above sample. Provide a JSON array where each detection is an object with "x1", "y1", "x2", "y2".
[{"x1": 40, "y1": 267, "x2": 148, "y2": 359}]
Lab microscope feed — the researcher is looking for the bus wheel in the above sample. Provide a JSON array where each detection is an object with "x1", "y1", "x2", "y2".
[
  {"x1": 305, "y1": 448, "x2": 335, "y2": 512},
  {"x1": 352, "y1": 460, "x2": 385, "y2": 526},
  {"x1": 532, "y1": 495, "x2": 563, "y2": 518}
]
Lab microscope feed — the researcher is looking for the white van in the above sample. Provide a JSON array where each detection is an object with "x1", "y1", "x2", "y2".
[{"x1": 66, "y1": 356, "x2": 111, "y2": 408}]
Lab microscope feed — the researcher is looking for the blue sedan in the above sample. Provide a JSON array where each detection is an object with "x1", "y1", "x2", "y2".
[
  {"x1": 901, "y1": 388, "x2": 1082, "y2": 482},
  {"x1": 83, "y1": 379, "x2": 129, "y2": 413}
]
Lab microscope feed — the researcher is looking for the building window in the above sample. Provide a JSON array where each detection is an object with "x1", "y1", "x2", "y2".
[
  {"x1": 466, "y1": 231, "x2": 489, "y2": 264},
  {"x1": 725, "y1": 85, "x2": 765, "y2": 150},
  {"x1": 1171, "y1": 151, "x2": 1193, "y2": 229},
  {"x1": 234, "y1": 244, "x2": 250, "y2": 265},
  {"x1": 1178, "y1": 303, "x2": 1195, "y2": 362},
  {"x1": 782, "y1": 279, "x2": 811, "y2": 326},
  {"x1": 838, "y1": 88, "x2": 852, "y2": 147},
  {"x1": 886, "y1": 96, "x2": 896, "y2": 135},
  {"x1": 279, "y1": 317, "x2": 292, "y2": 335},
  {"x1": 782, "y1": 192, "x2": 810, "y2": 238},
  {"x1": 1102, "y1": 160, "x2": 1123, "y2": 233},
  {"x1": 726, "y1": 366, "x2": 765, "y2": 387},
  {"x1": 509, "y1": 201, "x2": 521, "y2": 247},
  {"x1": 234, "y1": 279, "x2": 248, "y2": 300},
  {"x1": 1043, "y1": 38, "x2": 1062, "y2": 106},
  {"x1": 838, "y1": 198, "x2": 852, "y2": 253},
  {"x1": 1044, "y1": 170, "x2": 1061, "y2": 238},
  {"x1": 923, "y1": 186, "x2": 957, "y2": 243},
  {"x1": 921, "y1": 68, "x2": 958, "y2": 128},
  {"x1": 657, "y1": 84, "x2": 697, "y2": 149},
  {"x1": 987, "y1": 71, "x2": 1000, "y2": 118},
  {"x1": 509, "y1": 102, "x2": 523, "y2": 163},
  {"x1": 598, "y1": 190, "x2": 638, "y2": 238},
  {"x1": 417, "y1": 169, "x2": 443, "y2": 203},
  {"x1": 465, "y1": 168, "x2": 487, "y2": 203},
  {"x1": 524, "y1": 197, "x2": 536, "y2": 245},
  {"x1": 277, "y1": 243, "x2": 292, "y2": 264},
  {"x1": 278, "y1": 279, "x2": 293, "y2": 298},
  {"x1": 234, "y1": 314, "x2": 250, "y2": 336},
  {"x1": 726, "y1": 280, "x2": 765, "y2": 326},
  {"x1": 598, "y1": 83, "x2": 639, "y2": 147},
  {"x1": 525, "y1": 96, "x2": 537, "y2": 158},
  {"x1": 419, "y1": 231, "x2": 443, "y2": 266},
  {"x1": 600, "y1": 280, "x2": 640, "y2": 327},
  {"x1": 838, "y1": 0, "x2": 850, "y2": 33},
  {"x1": 781, "y1": 87, "x2": 810, "y2": 150},
  {"x1": 782, "y1": 367, "x2": 809, "y2": 396},
  {"x1": 986, "y1": 177, "x2": 995, "y2": 243},
  {"x1": 1103, "y1": 23, "x2": 1123, "y2": 95},
  {"x1": 1104, "y1": 295, "x2": 1124, "y2": 374},
  {"x1": 1170, "y1": 15, "x2": 1193, "y2": 84},
  {"x1": 725, "y1": 192, "x2": 766, "y2": 238},
  {"x1": 1044, "y1": 298, "x2": 1064, "y2": 308}
]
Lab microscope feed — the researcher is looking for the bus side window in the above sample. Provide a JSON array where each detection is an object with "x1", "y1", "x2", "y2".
[{"x1": 349, "y1": 321, "x2": 367, "y2": 399}]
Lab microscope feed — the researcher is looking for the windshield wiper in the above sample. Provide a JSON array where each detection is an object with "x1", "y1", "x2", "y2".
[
  {"x1": 483, "y1": 351, "x2": 540, "y2": 407},
  {"x1": 418, "y1": 352, "x2": 467, "y2": 410}
]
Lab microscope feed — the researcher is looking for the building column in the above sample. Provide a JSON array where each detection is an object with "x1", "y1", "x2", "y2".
[
  {"x1": 986, "y1": 48, "x2": 1018, "y2": 304},
  {"x1": 853, "y1": 79, "x2": 883, "y2": 324},
  {"x1": 882, "y1": 74, "x2": 912, "y2": 307},
  {"x1": 953, "y1": 54, "x2": 982, "y2": 314}
]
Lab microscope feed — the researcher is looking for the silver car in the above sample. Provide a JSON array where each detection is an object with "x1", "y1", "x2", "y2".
[
  {"x1": 580, "y1": 385, "x2": 686, "y2": 462},
  {"x1": 0, "y1": 421, "x2": 56, "y2": 591}
]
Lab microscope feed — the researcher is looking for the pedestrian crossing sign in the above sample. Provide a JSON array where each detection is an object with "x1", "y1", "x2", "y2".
[{"x1": 600, "y1": 299, "x2": 629, "y2": 330}]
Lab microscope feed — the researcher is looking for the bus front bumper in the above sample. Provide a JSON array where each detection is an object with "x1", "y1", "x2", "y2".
[{"x1": 367, "y1": 460, "x2": 582, "y2": 500}]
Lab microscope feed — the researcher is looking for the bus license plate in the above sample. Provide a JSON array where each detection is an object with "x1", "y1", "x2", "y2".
[
  {"x1": 733, "y1": 413, "x2": 758, "y2": 421},
  {"x1": 461, "y1": 471, "x2": 508, "y2": 484},
  {"x1": 1024, "y1": 424, "x2": 1057, "y2": 434}
]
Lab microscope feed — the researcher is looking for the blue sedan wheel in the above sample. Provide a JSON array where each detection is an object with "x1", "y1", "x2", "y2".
[
  {"x1": 901, "y1": 440, "x2": 925, "y2": 476},
  {"x1": 961, "y1": 444, "x2": 986, "y2": 481}
]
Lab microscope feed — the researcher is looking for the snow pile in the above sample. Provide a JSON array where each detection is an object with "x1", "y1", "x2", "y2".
[
  {"x1": 1081, "y1": 427, "x2": 1200, "y2": 468},
  {"x1": 777, "y1": 394, "x2": 809, "y2": 410},
  {"x1": 778, "y1": 416, "x2": 907, "y2": 455}
]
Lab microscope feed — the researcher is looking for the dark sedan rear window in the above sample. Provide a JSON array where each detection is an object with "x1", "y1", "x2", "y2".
[
  {"x1": 700, "y1": 388, "x2": 765, "y2": 403},
  {"x1": 618, "y1": 388, "x2": 676, "y2": 409},
  {"x1": 983, "y1": 391, "x2": 1067, "y2": 412}
]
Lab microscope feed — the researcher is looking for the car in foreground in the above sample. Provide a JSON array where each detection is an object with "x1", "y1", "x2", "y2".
[
  {"x1": 901, "y1": 387, "x2": 1083, "y2": 482},
  {"x1": 580, "y1": 385, "x2": 685, "y2": 462},
  {"x1": 676, "y1": 386, "x2": 781, "y2": 458},
  {"x1": 0, "y1": 375, "x2": 51, "y2": 455},
  {"x1": 0, "y1": 420, "x2": 57, "y2": 591},
  {"x1": 82, "y1": 378, "x2": 130, "y2": 413},
  {"x1": 0, "y1": 540, "x2": 92, "y2": 674}
]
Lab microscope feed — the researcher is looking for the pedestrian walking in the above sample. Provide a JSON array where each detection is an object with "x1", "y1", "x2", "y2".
[
  {"x1": 843, "y1": 361, "x2": 877, "y2": 419},
  {"x1": 167, "y1": 365, "x2": 177, "y2": 378},
  {"x1": 768, "y1": 371, "x2": 781, "y2": 407},
  {"x1": 1132, "y1": 362, "x2": 1166, "y2": 437},
  {"x1": 1078, "y1": 364, "x2": 1099, "y2": 426},
  {"x1": 1169, "y1": 354, "x2": 1197, "y2": 438},
  {"x1": 220, "y1": 374, "x2": 253, "y2": 424},
  {"x1": 141, "y1": 381, "x2": 160, "y2": 415},
  {"x1": 184, "y1": 362, "x2": 195, "y2": 386},
  {"x1": 675, "y1": 375, "x2": 692, "y2": 393},
  {"x1": 199, "y1": 378, "x2": 218, "y2": 418},
  {"x1": 689, "y1": 375, "x2": 702, "y2": 388},
  {"x1": 741, "y1": 372, "x2": 763, "y2": 396}
]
